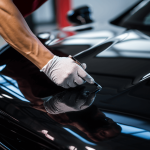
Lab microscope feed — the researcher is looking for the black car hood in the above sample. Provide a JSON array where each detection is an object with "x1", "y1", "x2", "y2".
[{"x1": 0, "y1": 29, "x2": 150, "y2": 149}]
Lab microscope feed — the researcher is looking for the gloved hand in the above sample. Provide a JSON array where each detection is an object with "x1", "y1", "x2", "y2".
[
  {"x1": 43, "y1": 86, "x2": 96, "y2": 114},
  {"x1": 40, "y1": 55, "x2": 95, "y2": 88}
]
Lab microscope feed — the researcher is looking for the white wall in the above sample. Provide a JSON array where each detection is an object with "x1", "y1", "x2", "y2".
[
  {"x1": 72, "y1": 0, "x2": 140, "y2": 23},
  {"x1": 32, "y1": 0, "x2": 54, "y2": 23}
]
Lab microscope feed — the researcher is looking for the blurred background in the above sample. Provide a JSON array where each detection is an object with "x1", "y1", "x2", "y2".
[{"x1": 0, "y1": 0, "x2": 140, "y2": 47}]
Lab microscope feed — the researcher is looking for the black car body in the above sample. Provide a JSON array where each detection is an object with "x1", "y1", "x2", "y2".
[{"x1": 0, "y1": 1, "x2": 150, "y2": 150}]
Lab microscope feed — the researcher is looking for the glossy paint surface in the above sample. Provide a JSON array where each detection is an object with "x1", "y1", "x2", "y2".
[
  {"x1": 0, "y1": 1, "x2": 150, "y2": 149},
  {"x1": 0, "y1": 32, "x2": 150, "y2": 149}
]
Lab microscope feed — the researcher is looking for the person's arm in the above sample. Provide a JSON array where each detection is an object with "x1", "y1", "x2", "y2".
[
  {"x1": 0, "y1": 0, "x2": 95, "y2": 88},
  {"x1": 0, "y1": 0, "x2": 54, "y2": 69}
]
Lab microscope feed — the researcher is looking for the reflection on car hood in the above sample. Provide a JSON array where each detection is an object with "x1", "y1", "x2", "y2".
[
  {"x1": 96, "y1": 30, "x2": 150, "y2": 59},
  {"x1": 0, "y1": 29, "x2": 150, "y2": 149}
]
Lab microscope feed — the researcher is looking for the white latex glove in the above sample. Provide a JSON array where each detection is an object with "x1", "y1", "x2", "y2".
[{"x1": 40, "y1": 55, "x2": 95, "y2": 88}]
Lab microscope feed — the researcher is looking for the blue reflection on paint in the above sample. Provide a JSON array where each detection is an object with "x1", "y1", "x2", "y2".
[
  {"x1": 0, "y1": 64, "x2": 6, "y2": 71},
  {"x1": 63, "y1": 127, "x2": 96, "y2": 146},
  {"x1": 118, "y1": 123, "x2": 150, "y2": 140},
  {"x1": 132, "y1": 132, "x2": 150, "y2": 140},
  {"x1": 0, "y1": 142, "x2": 10, "y2": 150},
  {"x1": 1, "y1": 86, "x2": 29, "y2": 102},
  {"x1": 0, "y1": 65, "x2": 29, "y2": 102},
  {"x1": 117, "y1": 123, "x2": 145, "y2": 134}
]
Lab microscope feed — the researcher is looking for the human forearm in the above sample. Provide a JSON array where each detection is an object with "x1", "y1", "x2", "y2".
[
  {"x1": 0, "y1": 0, "x2": 96, "y2": 89},
  {"x1": 0, "y1": 0, "x2": 54, "y2": 69}
]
